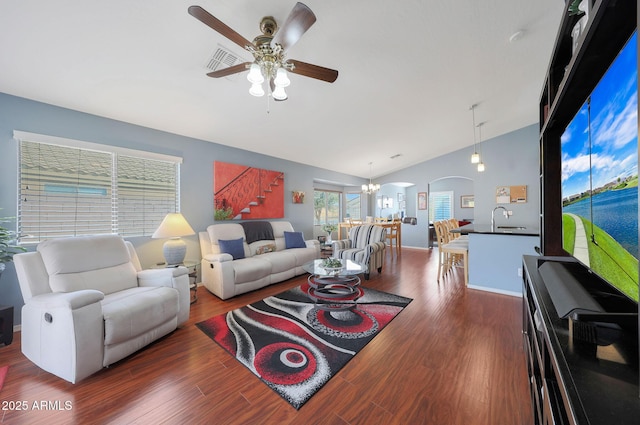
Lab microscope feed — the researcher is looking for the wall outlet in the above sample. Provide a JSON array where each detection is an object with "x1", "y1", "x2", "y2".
[{"x1": 517, "y1": 267, "x2": 523, "y2": 277}]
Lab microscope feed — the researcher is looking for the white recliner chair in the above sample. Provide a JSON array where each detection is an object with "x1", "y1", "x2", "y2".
[{"x1": 14, "y1": 234, "x2": 190, "y2": 383}]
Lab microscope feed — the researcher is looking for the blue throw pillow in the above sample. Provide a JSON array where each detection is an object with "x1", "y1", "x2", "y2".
[
  {"x1": 284, "y1": 231, "x2": 306, "y2": 249},
  {"x1": 218, "y1": 238, "x2": 245, "y2": 259}
]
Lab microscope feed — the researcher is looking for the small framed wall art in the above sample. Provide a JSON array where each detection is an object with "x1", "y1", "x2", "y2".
[
  {"x1": 460, "y1": 195, "x2": 474, "y2": 208},
  {"x1": 418, "y1": 192, "x2": 427, "y2": 210},
  {"x1": 292, "y1": 191, "x2": 305, "y2": 204}
]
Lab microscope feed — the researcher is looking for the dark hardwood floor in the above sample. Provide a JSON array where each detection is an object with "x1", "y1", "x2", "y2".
[{"x1": 0, "y1": 248, "x2": 532, "y2": 424}]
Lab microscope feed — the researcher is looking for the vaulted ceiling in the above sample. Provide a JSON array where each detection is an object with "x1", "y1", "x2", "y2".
[{"x1": 0, "y1": 1, "x2": 564, "y2": 179}]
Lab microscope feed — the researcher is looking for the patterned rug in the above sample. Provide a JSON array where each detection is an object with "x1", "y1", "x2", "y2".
[{"x1": 196, "y1": 283, "x2": 412, "y2": 409}]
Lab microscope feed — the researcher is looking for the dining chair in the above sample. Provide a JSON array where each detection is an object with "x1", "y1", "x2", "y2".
[
  {"x1": 434, "y1": 220, "x2": 468, "y2": 285},
  {"x1": 385, "y1": 219, "x2": 401, "y2": 257}
]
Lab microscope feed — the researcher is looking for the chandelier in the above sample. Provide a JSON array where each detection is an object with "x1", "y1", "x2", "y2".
[
  {"x1": 362, "y1": 162, "x2": 381, "y2": 194},
  {"x1": 245, "y1": 17, "x2": 292, "y2": 100}
]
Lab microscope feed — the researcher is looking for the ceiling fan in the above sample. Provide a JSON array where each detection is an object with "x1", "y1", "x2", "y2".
[{"x1": 188, "y1": 3, "x2": 339, "y2": 101}]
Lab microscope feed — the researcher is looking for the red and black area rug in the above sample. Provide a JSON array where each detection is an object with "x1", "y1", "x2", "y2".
[{"x1": 196, "y1": 283, "x2": 412, "y2": 409}]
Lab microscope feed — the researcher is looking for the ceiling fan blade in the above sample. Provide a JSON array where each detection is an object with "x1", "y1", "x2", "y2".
[
  {"x1": 206, "y1": 62, "x2": 252, "y2": 78},
  {"x1": 188, "y1": 6, "x2": 253, "y2": 50},
  {"x1": 288, "y1": 60, "x2": 338, "y2": 83},
  {"x1": 271, "y1": 2, "x2": 316, "y2": 51}
]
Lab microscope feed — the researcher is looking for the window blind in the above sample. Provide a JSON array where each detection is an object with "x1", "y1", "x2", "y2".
[
  {"x1": 17, "y1": 138, "x2": 180, "y2": 243},
  {"x1": 429, "y1": 191, "x2": 453, "y2": 222}
]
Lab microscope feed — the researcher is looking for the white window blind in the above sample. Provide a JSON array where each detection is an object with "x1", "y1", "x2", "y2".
[
  {"x1": 16, "y1": 134, "x2": 181, "y2": 243},
  {"x1": 429, "y1": 191, "x2": 453, "y2": 222}
]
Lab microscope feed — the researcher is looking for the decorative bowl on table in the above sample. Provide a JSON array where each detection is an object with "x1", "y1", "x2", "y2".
[{"x1": 321, "y1": 258, "x2": 344, "y2": 275}]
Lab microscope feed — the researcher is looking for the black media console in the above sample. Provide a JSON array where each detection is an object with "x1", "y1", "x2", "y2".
[{"x1": 522, "y1": 255, "x2": 639, "y2": 424}]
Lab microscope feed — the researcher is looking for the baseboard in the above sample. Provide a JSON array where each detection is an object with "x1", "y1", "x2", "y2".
[
  {"x1": 13, "y1": 324, "x2": 21, "y2": 333},
  {"x1": 400, "y1": 245, "x2": 430, "y2": 251},
  {"x1": 467, "y1": 284, "x2": 522, "y2": 298}
]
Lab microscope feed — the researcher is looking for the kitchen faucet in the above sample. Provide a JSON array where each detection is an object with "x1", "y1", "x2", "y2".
[{"x1": 491, "y1": 206, "x2": 509, "y2": 231}]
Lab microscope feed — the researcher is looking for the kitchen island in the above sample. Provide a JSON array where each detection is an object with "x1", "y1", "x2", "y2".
[{"x1": 454, "y1": 223, "x2": 539, "y2": 296}]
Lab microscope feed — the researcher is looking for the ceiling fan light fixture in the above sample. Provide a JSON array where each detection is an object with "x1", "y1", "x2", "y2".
[
  {"x1": 274, "y1": 68, "x2": 290, "y2": 87},
  {"x1": 247, "y1": 63, "x2": 264, "y2": 84},
  {"x1": 272, "y1": 85, "x2": 288, "y2": 100},
  {"x1": 249, "y1": 82, "x2": 265, "y2": 97}
]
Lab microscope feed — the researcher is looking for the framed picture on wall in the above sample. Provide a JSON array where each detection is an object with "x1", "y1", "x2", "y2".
[
  {"x1": 461, "y1": 195, "x2": 474, "y2": 208},
  {"x1": 418, "y1": 192, "x2": 427, "y2": 210}
]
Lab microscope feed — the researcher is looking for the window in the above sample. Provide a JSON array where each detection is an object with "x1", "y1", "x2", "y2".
[
  {"x1": 313, "y1": 190, "x2": 341, "y2": 226},
  {"x1": 345, "y1": 192, "x2": 361, "y2": 220},
  {"x1": 16, "y1": 131, "x2": 181, "y2": 243},
  {"x1": 429, "y1": 191, "x2": 453, "y2": 222}
]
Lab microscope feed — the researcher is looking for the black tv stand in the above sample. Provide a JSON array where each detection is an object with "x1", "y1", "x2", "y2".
[{"x1": 522, "y1": 256, "x2": 639, "y2": 424}]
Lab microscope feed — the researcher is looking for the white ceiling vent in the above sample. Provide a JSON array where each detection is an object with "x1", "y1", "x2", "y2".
[{"x1": 205, "y1": 45, "x2": 246, "y2": 79}]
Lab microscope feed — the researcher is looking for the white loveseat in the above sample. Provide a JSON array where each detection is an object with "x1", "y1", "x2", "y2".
[
  {"x1": 14, "y1": 234, "x2": 190, "y2": 383},
  {"x1": 199, "y1": 221, "x2": 319, "y2": 300}
]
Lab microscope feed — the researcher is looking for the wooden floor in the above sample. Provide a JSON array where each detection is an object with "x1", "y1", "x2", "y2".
[{"x1": 0, "y1": 248, "x2": 532, "y2": 425}]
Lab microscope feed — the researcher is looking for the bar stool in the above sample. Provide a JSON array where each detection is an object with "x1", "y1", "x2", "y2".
[{"x1": 434, "y1": 221, "x2": 468, "y2": 285}]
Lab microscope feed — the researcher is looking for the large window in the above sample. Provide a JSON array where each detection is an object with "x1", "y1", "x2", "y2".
[
  {"x1": 314, "y1": 190, "x2": 341, "y2": 226},
  {"x1": 345, "y1": 192, "x2": 362, "y2": 220},
  {"x1": 429, "y1": 191, "x2": 453, "y2": 222},
  {"x1": 16, "y1": 132, "x2": 181, "y2": 243}
]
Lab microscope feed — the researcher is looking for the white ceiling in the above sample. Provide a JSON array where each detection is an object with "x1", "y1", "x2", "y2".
[{"x1": 0, "y1": 0, "x2": 564, "y2": 179}]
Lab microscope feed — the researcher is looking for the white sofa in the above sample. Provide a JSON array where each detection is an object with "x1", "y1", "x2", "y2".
[
  {"x1": 199, "y1": 221, "x2": 319, "y2": 300},
  {"x1": 14, "y1": 234, "x2": 190, "y2": 383}
]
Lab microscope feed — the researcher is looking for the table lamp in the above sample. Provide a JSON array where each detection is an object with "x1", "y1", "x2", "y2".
[{"x1": 152, "y1": 213, "x2": 195, "y2": 265}]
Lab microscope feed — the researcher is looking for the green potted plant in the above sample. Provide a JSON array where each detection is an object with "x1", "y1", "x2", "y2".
[
  {"x1": 322, "y1": 223, "x2": 338, "y2": 243},
  {"x1": 0, "y1": 216, "x2": 26, "y2": 278}
]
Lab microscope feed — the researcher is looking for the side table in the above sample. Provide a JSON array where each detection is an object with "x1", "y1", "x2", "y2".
[
  {"x1": 151, "y1": 261, "x2": 199, "y2": 304},
  {"x1": 320, "y1": 243, "x2": 333, "y2": 259}
]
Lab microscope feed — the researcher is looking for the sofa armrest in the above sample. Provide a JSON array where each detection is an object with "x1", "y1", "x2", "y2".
[
  {"x1": 137, "y1": 267, "x2": 190, "y2": 325},
  {"x1": 305, "y1": 239, "x2": 320, "y2": 249},
  {"x1": 137, "y1": 266, "x2": 189, "y2": 287},
  {"x1": 332, "y1": 239, "x2": 353, "y2": 251},
  {"x1": 27, "y1": 289, "x2": 104, "y2": 310},
  {"x1": 21, "y1": 290, "x2": 105, "y2": 383},
  {"x1": 203, "y1": 253, "x2": 233, "y2": 263}
]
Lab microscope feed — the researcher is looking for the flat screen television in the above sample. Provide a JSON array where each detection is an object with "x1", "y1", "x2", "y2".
[{"x1": 560, "y1": 30, "x2": 638, "y2": 306}]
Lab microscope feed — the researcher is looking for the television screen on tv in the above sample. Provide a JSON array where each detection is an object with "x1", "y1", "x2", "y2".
[{"x1": 560, "y1": 31, "x2": 638, "y2": 303}]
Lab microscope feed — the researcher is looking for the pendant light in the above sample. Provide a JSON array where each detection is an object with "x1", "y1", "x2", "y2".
[
  {"x1": 477, "y1": 122, "x2": 485, "y2": 172},
  {"x1": 470, "y1": 104, "x2": 480, "y2": 164}
]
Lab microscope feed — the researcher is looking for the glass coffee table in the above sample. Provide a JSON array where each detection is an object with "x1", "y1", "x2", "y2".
[{"x1": 302, "y1": 258, "x2": 365, "y2": 311}]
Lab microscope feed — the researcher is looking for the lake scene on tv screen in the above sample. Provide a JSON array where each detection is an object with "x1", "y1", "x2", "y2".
[{"x1": 561, "y1": 32, "x2": 638, "y2": 302}]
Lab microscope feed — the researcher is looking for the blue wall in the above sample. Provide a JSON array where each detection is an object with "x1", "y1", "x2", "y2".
[
  {"x1": 0, "y1": 93, "x2": 366, "y2": 324},
  {"x1": 0, "y1": 92, "x2": 540, "y2": 325},
  {"x1": 376, "y1": 124, "x2": 541, "y2": 248}
]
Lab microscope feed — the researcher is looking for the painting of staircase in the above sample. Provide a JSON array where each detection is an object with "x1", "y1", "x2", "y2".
[{"x1": 213, "y1": 161, "x2": 284, "y2": 220}]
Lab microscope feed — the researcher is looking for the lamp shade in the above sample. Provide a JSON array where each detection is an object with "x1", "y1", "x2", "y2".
[
  {"x1": 152, "y1": 213, "x2": 195, "y2": 239},
  {"x1": 152, "y1": 213, "x2": 195, "y2": 265}
]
